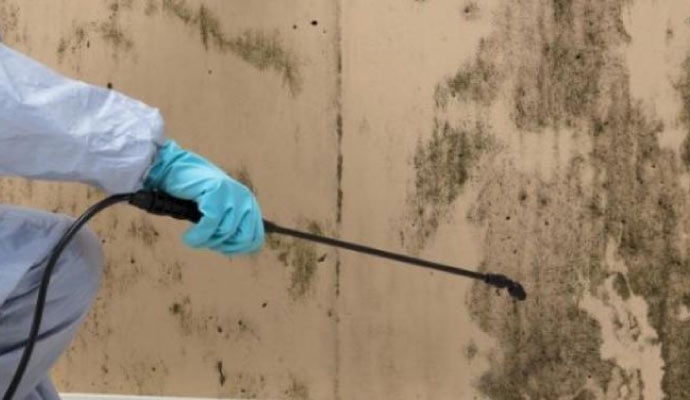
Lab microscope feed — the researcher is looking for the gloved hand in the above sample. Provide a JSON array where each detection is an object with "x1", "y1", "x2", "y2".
[{"x1": 144, "y1": 141, "x2": 265, "y2": 255}]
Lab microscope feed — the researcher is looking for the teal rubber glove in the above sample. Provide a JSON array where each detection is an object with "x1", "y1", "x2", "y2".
[{"x1": 144, "y1": 141, "x2": 265, "y2": 255}]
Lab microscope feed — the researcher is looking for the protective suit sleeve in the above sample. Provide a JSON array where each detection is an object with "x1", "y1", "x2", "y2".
[{"x1": 0, "y1": 43, "x2": 165, "y2": 194}]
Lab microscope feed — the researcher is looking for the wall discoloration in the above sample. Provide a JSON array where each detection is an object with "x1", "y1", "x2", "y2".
[
  {"x1": 677, "y1": 54, "x2": 690, "y2": 168},
  {"x1": 407, "y1": 119, "x2": 493, "y2": 251},
  {"x1": 0, "y1": 1, "x2": 19, "y2": 40},
  {"x1": 127, "y1": 217, "x2": 160, "y2": 247},
  {"x1": 408, "y1": 0, "x2": 690, "y2": 398},
  {"x1": 285, "y1": 376, "x2": 310, "y2": 400},
  {"x1": 161, "y1": 0, "x2": 301, "y2": 94},
  {"x1": 407, "y1": 40, "x2": 499, "y2": 251},
  {"x1": 57, "y1": 0, "x2": 135, "y2": 63},
  {"x1": 268, "y1": 221, "x2": 324, "y2": 300},
  {"x1": 404, "y1": 0, "x2": 690, "y2": 399},
  {"x1": 227, "y1": 165, "x2": 256, "y2": 194}
]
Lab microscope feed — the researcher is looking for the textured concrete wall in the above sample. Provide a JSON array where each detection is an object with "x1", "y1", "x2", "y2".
[{"x1": 2, "y1": 0, "x2": 690, "y2": 399}]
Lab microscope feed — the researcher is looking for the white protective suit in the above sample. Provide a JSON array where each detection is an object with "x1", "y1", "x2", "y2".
[{"x1": 0, "y1": 41, "x2": 165, "y2": 399}]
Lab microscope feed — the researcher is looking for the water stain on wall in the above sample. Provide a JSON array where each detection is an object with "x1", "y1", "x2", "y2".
[
  {"x1": 410, "y1": 0, "x2": 690, "y2": 398},
  {"x1": 160, "y1": 0, "x2": 302, "y2": 95}
]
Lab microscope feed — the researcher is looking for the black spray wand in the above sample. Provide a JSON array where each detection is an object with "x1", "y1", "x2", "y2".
[{"x1": 130, "y1": 191, "x2": 527, "y2": 301}]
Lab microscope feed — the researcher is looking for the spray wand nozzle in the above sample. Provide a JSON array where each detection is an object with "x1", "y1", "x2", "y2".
[{"x1": 128, "y1": 190, "x2": 527, "y2": 301}]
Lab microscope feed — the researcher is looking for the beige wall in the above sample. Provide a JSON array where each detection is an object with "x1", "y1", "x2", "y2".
[{"x1": 2, "y1": 0, "x2": 690, "y2": 399}]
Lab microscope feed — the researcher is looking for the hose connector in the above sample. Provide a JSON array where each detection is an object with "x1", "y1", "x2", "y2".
[{"x1": 128, "y1": 190, "x2": 203, "y2": 223}]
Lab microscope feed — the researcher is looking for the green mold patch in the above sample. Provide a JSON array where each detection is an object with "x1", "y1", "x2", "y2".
[
  {"x1": 434, "y1": 40, "x2": 500, "y2": 109},
  {"x1": 0, "y1": 2, "x2": 19, "y2": 41},
  {"x1": 266, "y1": 221, "x2": 325, "y2": 300},
  {"x1": 56, "y1": 0, "x2": 137, "y2": 62},
  {"x1": 268, "y1": 221, "x2": 323, "y2": 300},
  {"x1": 406, "y1": 119, "x2": 493, "y2": 251},
  {"x1": 468, "y1": 170, "x2": 616, "y2": 399},
  {"x1": 611, "y1": 272, "x2": 630, "y2": 301},
  {"x1": 127, "y1": 217, "x2": 160, "y2": 247},
  {"x1": 676, "y1": 55, "x2": 690, "y2": 168},
  {"x1": 510, "y1": 0, "x2": 629, "y2": 132},
  {"x1": 284, "y1": 376, "x2": 310, "y2": 400},
  {"x1": 161, "y1": 0, "x2": 301, "y2": 94},
  {"x1": 407, "y1": 39, "x2": 500, "y2": 251},
  {"x1": 409, "y1": 0, "x2": 690, "y2": 398}
]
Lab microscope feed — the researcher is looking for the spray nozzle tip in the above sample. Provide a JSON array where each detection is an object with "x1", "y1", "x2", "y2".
[{"x1": 484, "y1": 273, "x2": 527, "y2": 301}]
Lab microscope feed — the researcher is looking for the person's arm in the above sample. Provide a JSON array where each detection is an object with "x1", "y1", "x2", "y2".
[
  {"x1": 0, "y1": 43, "x2": 164, "y2": 194},
  {"x1": 0, "y1": 42, "x2": 264, "y2": 255}
]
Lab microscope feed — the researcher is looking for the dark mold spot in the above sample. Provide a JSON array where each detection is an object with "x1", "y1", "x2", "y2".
[
  {"x1": 462, "y1": 2, "x2": 480, "y2": 21},
  {"x1": 216, "y1": 361, "x2": 227, "y2": 386},
  {"x1": 612, "y1": 272, "x2": 630, "y2": 300},
  {"x1": 169, "y1": 302, "x2": 182, "y2": 315},
  {"x1": 158, "y1": 261, "x2": 184, "y2": 287},
  {"x1": 406, "y1": 119, "x2": 493, "y2": 250},
  {"x1": 311, "y1": 20, "x2": 318, "y2": 26},
  {"x1": 0, "y1": 3, "x2": 20, "y2": 43},
  {"x1": 161, "y1": 0, "x2": 302, "y2": 94},
  {"x1": 127, "y1": 217, "x2": 160, "y2": 247},
  {"x1": 285, "y1": 377, "x2": 310, "y2": 400},
  {"x1": 336, "y1": 114, "x2": 344, "y2": 224},
  {"x1": 267, "y1": 221, "x2": 323, "y2": 300},
  {"x1": 107, "y1": 82, "x2": 113, "y2": 89},
  {"x1": 465, "y1": 341, "x2": 478, "y2": 360},
  {"x1": 675, "y1": 55, "x2": 690, "y2": 169},
  {"x1": 228, "y1": 165, "x2": 256, "y2": 194}
]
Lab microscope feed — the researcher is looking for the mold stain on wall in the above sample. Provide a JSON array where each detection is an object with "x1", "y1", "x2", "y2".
[
  {"x1": 57, "y1": 0, "x2": 135, "y2": 63},
  {"x1": 160, "y1": 0, "x2": 302, "y2": 95},
  {"x1": 406, "y1": 39, "x2": 500, "y2": 252},
  {"x1": 53, "y1": 0, "x2": 301, "y2": 95},
  {"x1": 409, "y1": 0, "x2": 690, "y2": 398},
  {"x1": 0, "y1": 0, "x2": 19, "y2": 41},
  {"x1": 267, "y1": 221, "x2": 324, "y2": 301}
]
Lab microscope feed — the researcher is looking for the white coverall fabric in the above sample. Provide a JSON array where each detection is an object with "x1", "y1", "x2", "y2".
[
  {"x1": 0, "y1": 206, "x2": 103, "y2": 400},
  {"x1": 0, "y1": 41, "x2": 166, "y2": 399}
]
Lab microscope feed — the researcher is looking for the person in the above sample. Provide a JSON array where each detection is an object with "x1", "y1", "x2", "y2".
[{"x1": 0, "y1": 39, "x2": 265, "y2": 399}]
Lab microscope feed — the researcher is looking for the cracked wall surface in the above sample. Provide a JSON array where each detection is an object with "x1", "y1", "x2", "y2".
[{"x1": 3, "y1": 0, "x2": 690, "y2": 399}]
